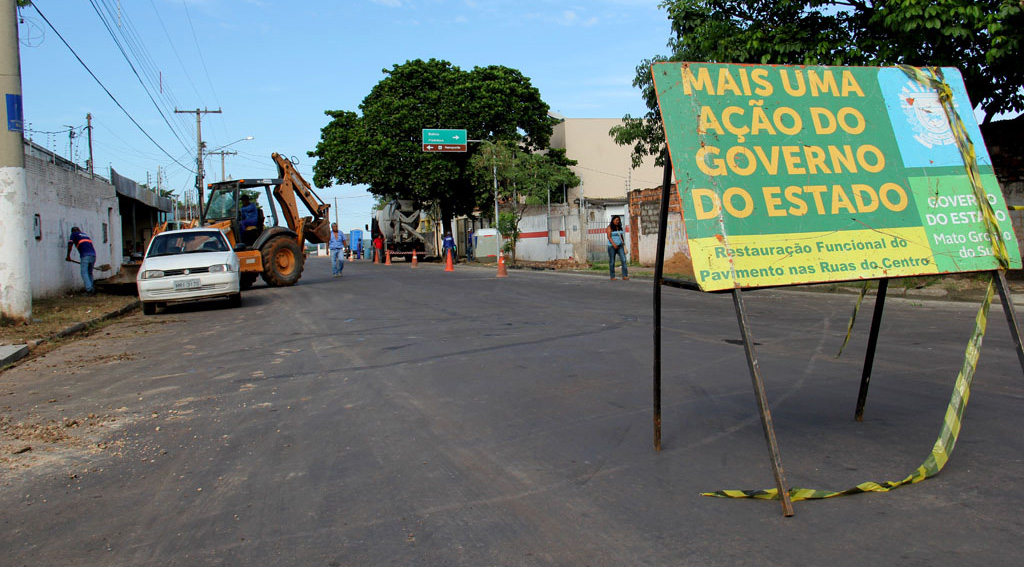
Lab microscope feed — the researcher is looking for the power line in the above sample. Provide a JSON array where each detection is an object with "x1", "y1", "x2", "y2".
[
  {"x1": 94, "y1": 0, "x2": 195, "y2": 138},
  {"x1": 89, "y1": 0, "x2": 193, "y2": 153},
  {"x1": 181, "y1": 0, "x2": 222, "y2": 115},
  {"x1": 30, "y1": 3, "x2": 194, "y2": 174},
  {"x1": 148, "y1": 0, "x2": 205, "y2": 106}
]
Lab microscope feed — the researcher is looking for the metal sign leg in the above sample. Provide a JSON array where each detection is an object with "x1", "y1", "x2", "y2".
[
  {"x1": 652, "y1": 157, "x2": 673, "y2": 452},
  {"x1": 855, "y1": 278, "x2": 889, "y2": 422},
  {"x1": 993, "y1": 270, "x2": 1024, "y2": 374},
  {"x1": 732, "y1": 288, "x2": 795, "y2": 516}
]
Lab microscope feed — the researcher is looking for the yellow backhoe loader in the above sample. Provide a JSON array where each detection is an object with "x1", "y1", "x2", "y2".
[{"x1": 170, "y1": 152, "x2": 331, "y2": 288}]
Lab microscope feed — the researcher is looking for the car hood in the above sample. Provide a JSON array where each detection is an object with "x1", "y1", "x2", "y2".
[{"x1": 139, "y1": 251, "x2": 238, "y2": 272}]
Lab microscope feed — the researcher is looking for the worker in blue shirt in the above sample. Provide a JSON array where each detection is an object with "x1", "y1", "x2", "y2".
[
  {"x1": 66, "y1": 226, "x2": 97, "y2": 295},
  {"x1": 329, "y1": 223, "x2": 347, "y2": 277},
  {"x1": 239, "y1": 195, "x2": 259, "y2": 231},
  {"x1": 442, "y1": 231, "x2": 456, "y2": 262}
]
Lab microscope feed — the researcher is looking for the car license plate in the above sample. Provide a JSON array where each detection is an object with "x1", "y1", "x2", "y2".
[{"x1": 174, "y1": 278, "x2": 202, "y2": 290}]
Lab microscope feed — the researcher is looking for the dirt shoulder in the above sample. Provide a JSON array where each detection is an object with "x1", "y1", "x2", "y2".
[{"x1": 0, "y1": 292, "x2": 138, "y2": 345}]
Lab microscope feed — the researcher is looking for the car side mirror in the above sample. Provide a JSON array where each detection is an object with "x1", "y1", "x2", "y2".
[{"x1": 233, "y1": 243, "x2": 250, "y2": 252}]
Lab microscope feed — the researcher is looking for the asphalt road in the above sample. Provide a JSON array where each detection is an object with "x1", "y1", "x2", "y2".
[{"x1": 2, "y1": 257, "x2": 1023, "y2": 566}]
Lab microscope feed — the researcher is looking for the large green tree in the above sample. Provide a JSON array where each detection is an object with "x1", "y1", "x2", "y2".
[
  {"x1": 310, "y1": 58, "x2": 557, "y2": 235},
  {"x1": 612, "y1": 0, "x2": 1024, "y2": 166}
]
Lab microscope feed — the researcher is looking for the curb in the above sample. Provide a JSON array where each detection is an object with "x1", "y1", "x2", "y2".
[
  {"x1": 0, "y1": 344, "x2": 29, "y2": 367},
  {"x1": 507, "y1": 264, "x2": 1024, "y2": 305},
  {"x1": 24, "y1": 300, "x2": 141, "y2": 351}
]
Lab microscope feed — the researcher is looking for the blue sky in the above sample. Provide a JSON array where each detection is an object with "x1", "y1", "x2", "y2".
[{"x1": 17, "y1": 0, "x2": 672, "y2": 229}]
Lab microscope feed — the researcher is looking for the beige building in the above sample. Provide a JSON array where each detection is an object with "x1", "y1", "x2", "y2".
[{"x1": 550, "y1": 117, "x2": 665, "y2": 203}]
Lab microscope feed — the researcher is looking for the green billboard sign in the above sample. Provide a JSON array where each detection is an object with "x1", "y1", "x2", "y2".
[{"x1": 652, "y1": 63, "x2": 1021, "y2": 291}]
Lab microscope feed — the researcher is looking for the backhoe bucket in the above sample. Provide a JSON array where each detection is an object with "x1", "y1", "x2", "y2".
[{"x1": 304, "y1": 216, "x2": 332, "y2": 245}]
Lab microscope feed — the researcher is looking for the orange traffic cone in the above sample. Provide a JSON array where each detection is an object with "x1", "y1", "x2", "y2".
[
  {"x1": 411, "y1": 249, "x2": 419, "y2": 268},
  {"x1": 496, "y1": 253, "x2": 509, "y2": 278},
  {"x1": 444, "y1": 249, "x2": 454, "y2": 272},
  {"x1": 385, "y1": 249, "x2": 392, "y2": 265},
  {"x1": 374, "y1": 249, "x2": 379, "y2": 264}
]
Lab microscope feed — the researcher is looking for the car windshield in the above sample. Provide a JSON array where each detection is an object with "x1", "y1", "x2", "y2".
[
  {"x1": 205, "y1": 190, "x2": 237, "y2": 220},
  {"x1": 147, "y1": 232, "x2": 228, "y2": 257}
]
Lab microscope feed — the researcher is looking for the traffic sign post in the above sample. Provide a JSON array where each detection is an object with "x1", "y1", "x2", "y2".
[{"x1": 422, "y1": 129, "x2": 467, "y2": 152}]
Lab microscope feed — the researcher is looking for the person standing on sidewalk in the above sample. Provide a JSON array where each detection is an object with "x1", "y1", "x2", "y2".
[
  {"x1": 66, "y1": 226, "x2": 97, "y2": 294},
  {"x1": 329, "y1": 223, "x2": 347, "y2": 277},
  {"x1": 607, "y1": 215, "x2": 628, "y2": 281}
]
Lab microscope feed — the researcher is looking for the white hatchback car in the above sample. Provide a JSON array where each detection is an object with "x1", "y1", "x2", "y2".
[{"x1": 137, "y1": 228, "x2": 241, "y2": 315}]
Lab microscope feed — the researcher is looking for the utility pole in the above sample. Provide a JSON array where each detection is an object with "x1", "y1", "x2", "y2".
[
  {"x1": 0, "y1": 1, "x2": 30, "y2": 320},
  {"x1": 206, "y1": 149, "x2": 236, "y2": 181},
  {"x1": 63, "y1": 125, "x2": 75, "y2": 167},
  {"x1": 86, "y1": 113, "x2": 93, "y2": 175},
  {"x1": 175, "y1": 108, "x2": 221, "y2": 223}
]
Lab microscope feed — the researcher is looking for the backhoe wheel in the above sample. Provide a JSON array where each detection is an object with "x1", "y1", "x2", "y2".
[
  {"x1": 260, "y1": 237, "x2": 304, "y2": 287},
  {"x1": 239, "y1": 272, "x2": 258, "y2": 290}
]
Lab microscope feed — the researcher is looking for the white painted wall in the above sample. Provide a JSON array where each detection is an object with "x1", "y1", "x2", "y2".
[
  {"x1": 499, "y1": 204, "x2": 582, "y2": 262},
  {"x1": 25, "y1": 153, "x2": 123, "y2": 298},
  {"x1": 513, "y1": 205, "x2": 579, "y2": 262}
]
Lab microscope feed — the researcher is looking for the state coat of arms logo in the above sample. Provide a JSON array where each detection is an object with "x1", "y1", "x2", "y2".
[{"x1": 898, "y1": 81, "x2": 954, "y2": 149}]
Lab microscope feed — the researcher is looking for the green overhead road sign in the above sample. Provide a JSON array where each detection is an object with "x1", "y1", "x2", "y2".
[{"x1": 422, "y1": 129, "x2": 468, "y2": 152}]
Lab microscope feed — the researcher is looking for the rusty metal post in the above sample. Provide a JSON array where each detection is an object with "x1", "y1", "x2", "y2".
[
  {"x1": 993, "y1": 270, "x2": 1024, "y2": 374},
  {"x1": 855, "y1": 278, "x2": 888, "y2": 421},
  {"x1": 652, "y1": 156, "x2": 672, "y2": 451},
  {"x1": 732, "y1": 288, "x2": 795, "y2": 517}
]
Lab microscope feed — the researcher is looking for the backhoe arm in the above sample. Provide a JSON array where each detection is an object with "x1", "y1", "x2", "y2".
[{"x1": 271, "y1": 153, "x2": 331, "y2": 244}]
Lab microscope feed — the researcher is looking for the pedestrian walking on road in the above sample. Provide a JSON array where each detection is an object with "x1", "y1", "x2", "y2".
[
  {"x1": 66, "y1": 226, "x2": 98, "y2": 294},
  {"x1": 329, "y1": 223, "x2": 347, "y2": 277},
  {"x1": 607, "y1": 215, "x2": 628, "y2": 280}
]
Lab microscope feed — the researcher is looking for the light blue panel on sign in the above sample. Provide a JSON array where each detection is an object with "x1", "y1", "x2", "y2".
[{"x1": 877, "y1": 67, "x2": 991, "y2": 168}]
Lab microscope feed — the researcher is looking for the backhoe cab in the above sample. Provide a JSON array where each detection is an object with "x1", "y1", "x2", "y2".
[{"x1": 201, "y1": 152, "x2": 331, "y2": 289}]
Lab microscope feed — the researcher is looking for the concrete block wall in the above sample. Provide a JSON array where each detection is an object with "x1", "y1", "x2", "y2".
[{"x1": 628, "y1": 186, "x2": 689, "y2": 266}]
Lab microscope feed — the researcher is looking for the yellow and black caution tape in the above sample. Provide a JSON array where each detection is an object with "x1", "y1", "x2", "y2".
[
  {"x1": 703, "y1": 278, "x2": 994, "y2": 501},
  {"x1": 897, "y1": 65, "x2": 1009, "y2": 269},
  {"x1": 836, "y1": 281, "x2": 870, "y2": 358}
]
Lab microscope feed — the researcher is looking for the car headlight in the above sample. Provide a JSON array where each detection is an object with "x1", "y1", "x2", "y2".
[
  {"x1": 140, "y1": 270, "x2": 165, "y2": 279},
  {"x1": 208, "y1": 264, "x2": 234, "y2": 273}
]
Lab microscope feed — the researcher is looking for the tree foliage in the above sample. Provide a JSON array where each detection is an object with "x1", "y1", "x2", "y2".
[
  {"x1": 309, "y1": 59, "x2": 558, "y2": 234},
  {"x1": 612, "y1": 0, "x2": 1024, "y2": 164}
]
